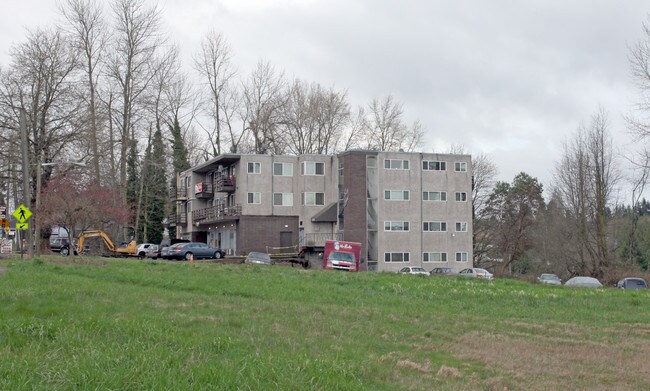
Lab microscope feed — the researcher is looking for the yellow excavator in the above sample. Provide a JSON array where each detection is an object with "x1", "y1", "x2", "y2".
[{"x1": 76, "y1": 230, "x2": 138, "y2": 257}]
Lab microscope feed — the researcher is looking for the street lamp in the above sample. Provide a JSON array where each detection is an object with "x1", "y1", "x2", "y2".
[{"x1": 34, "y1": 160, "x2": 86, "y2": 256}]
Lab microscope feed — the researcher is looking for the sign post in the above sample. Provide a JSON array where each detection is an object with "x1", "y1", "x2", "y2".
[{"x1": 13, "y1": 205, "x2": 32, "y2": 260}]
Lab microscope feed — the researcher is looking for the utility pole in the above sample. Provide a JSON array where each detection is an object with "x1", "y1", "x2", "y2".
[
  {"x1": 35, "y1": 158, "x2": 42, "y2": 256},
  {"x1": 19, "y1": 108, "x2": 33, "y2": 258}
]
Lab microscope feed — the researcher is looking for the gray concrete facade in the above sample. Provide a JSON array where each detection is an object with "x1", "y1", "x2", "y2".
[{"x1": 173, "y1": 151, "x2": 473, "y2": 272}]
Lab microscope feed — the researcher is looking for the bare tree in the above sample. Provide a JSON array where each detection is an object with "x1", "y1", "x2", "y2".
[
  {"x1": 242, "y1": 60, "x2": 286, "y2": 154},
  {"x1": 623, "y1": 152, "x2": 650, "y2": 264},
  {"x1": 339, "y1": 106, "x2": 366, "y2": 152},
  {"x1": 362, "y1": 94, "x2": 423, "y2": 152},
  {"x1": 280, "y1": 80, "x2": 351, "y2": 154},
  {"x1": 194, "y1": 30, "x2": 237, "y2": 157},
  {"x1": 222, "y1": 84, "x2": 250, "y2": 153},
  {"x1": 106, "y1": 0, "x2": 163, "y2": 202},
  {"x1": 0, "y1": 28, "x2": 81, "y2": 189},
  {"x1": 626, "y1": 16, "x2": 650, "y2": 267},
  {"x1": 628, "y1": 16, "x2": 650, "y2": 140},
  {"x1": 60, "y1": 0, "x2": 107, "y2": 182},
  {"x1": 0, "y1": 27, "x2": 82, "y2": 255},
  {"x1": 553, "y1": 109, "x2": 619, "y2": 278},
  {"x1": 471, "y1": 153, "x2": 499, "y2": 266},
  {"x1": 150, "y1": 46, "x2": 180, "y2": 131}
]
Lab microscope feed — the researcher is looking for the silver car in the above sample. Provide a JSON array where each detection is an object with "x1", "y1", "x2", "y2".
[
  {"x1": 459, "y1": 268, "x2": 494, "y2": 280},
  {"x1": 537, "y1": 273, "x2": 561, "y2": 285},
  {"x1": 398, "y1": 266, "x2": 430, "y2": 276},
  {"x1": 564, "y1": 276, "x2": 602, "y2": 288}
]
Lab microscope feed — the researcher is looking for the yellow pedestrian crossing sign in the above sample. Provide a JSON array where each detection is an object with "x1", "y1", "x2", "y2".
[
  {"x1": 13, "y1": 204, "x2": 32, "y2": 223},
  {"x1": 16, "y1": 223, "x2": 28, "y2": 230}
]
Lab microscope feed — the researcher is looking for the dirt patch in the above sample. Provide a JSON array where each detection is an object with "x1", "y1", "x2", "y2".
[
  {"x1": 0, "y1": 266, "x2": 7, "y2": 274},
  {"x1": 447, "y1": 327, "x2": 650, "y2": 390},
  {"x1": 437, "y1": 365, "x2": 461, "y2": 378},
  {"x1": 47, "y1": 256, "x2": 110, "y2": 267},
  {"x1": 396, "y1": 359, "x2": 431, "y2": 373}
]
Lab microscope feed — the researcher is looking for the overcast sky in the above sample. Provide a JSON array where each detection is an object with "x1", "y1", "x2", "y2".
[{"x1": 2, "y1": 0, "x2": 650, "y2": 190}]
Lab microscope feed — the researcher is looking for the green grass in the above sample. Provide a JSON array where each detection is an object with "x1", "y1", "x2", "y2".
[{"x1": 1, "y1": 257, "x2": 649, "y2": 390}]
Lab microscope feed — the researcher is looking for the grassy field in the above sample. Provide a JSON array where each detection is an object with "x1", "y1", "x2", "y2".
[{"x1": 1, "y1": 256, "x2": 649, "y2": 390}]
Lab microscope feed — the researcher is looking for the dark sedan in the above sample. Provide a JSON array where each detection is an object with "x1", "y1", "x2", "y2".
[
  {"x1": 430, "y1": 267, "x2": 457, "y2": 276},
  {"x1": 162, "y1": 242, "x2": 225, "y2": 261},
  {"x1": 244, "y1": 252, "x2": 273, "y2": 265},
  {"x1": 616, "y1": 277, "x2": 648, "y2": 290}
]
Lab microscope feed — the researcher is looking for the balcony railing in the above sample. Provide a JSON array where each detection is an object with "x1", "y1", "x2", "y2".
[
  {"x1": 192, "y1": 204, "x2": 242, "y2": 223},
  {"x1": 169, "y1": 186, "x2": 188, "y2": 200},
  {"x1": 167, "y1": 212, "x2": 187, "y2": 227},
  {"x1": 195, "y1": 177, "x2": 214, "y2": 199},
  {"x1": 215, "y1": 173, "x2": 236, "y2": 193},
  {"x1": 302, "y1": 232, "x2": 343, "y2": 247}
]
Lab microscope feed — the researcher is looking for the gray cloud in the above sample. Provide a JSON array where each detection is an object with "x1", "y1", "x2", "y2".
[{"x1": 2, "y1": 0, "x2": 649, "y2": 187}]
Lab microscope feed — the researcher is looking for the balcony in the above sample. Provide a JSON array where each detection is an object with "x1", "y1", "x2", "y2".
[
  {"x1": 215, "y1": 173, "x2": 236, "y2": 193},
  {"x1": 169, "y1": 186, "x2": 188, "y2": 200},
  {"x1": 167, "y1": 213, "x2": 187, "y2": 227},
  {"x1": 192, "y1": 204, "x2": 242, "y2": 224},
  {"x1": 194, "y1": 178, "x2": 214, "y2": 199},
  {"x1": 302, "y1": 232, "x2": 343, "y2": 247}
]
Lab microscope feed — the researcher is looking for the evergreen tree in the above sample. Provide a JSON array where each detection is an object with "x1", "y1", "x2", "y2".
[
  {"x1": 170, "y1": 117, "x2": 190, "y2": 179},
  {"x1": 145, "y1": 126, "x2": 167, "y2": 243},
  {"x1": 126, "y1": 138, "x2": 140, "y2": 235},
  {"x1": 484, "y1": 172, "x2": 545, "y2": 274}
]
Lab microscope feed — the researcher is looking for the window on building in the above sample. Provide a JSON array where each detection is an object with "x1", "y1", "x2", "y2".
[
  {"x1": 455, "y1": 222, "x2": 468, "y2": 232},
  {"x1": 302, "y1": 192, "x2": 325, "y2": 206},
  {"x1": 273, "y1": 193, "x2": 293, "y2": 206},
  {"x1": 423, "y1": 252, "x2": 447, "y2": 262},
  {"x1": 384, "y1": 190, "x2": 410, "y2": 201},
  {"x1": 456, "y1": 252, "x2": 469, "y2": 262},
  {"x1": 302, "y1": 161, "x2": 325, "y2": 175},
  {"x1": 455, "y1": 162, "x2": 467, "y2": 172},
  {"x1": 384, "y1": 159, "x2": 409, "y2": 170},
  {"x1": 455, "y1": 192, "x2": 467, "y2": 202},
  {"x1": 423, "y1": 191, "x2": 447, "y2": 201},
  {"x1": 423, "y1": 161, "x2": 446, "y2": 171},
  {"x1": 273, "y1": 162, "x2": 293, "y2": 176},
  {"x1": 423, "y1": 221, "x2": 447, "y2": 232},
  {"x1": 247, "y1": 192, "x2": 261, "y2": 204},
  {"x1": 247, "y1": 162, "x2": 261, "y2": 174},
  {"x1": 384, "y1": 221, "x2": 410, "y2": 231},
  {"x1": 384, "y1": 252, "x2": 410, "y2": 262}
]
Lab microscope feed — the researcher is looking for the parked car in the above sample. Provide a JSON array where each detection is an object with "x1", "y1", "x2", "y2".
[
  {"x1": 398, "y1": 266, "x2": 430, "y2": 276},
  {"x1": 50, "y1": 237, "x2": 71, "y2": 256},
  {"x1": 159, "y1": 238, "x2": 191, "y2": 259},
  {"x1": 616, "y1": 277, "x2": 648, "y2": 290},
  {"x1": 144, "y1": 244, "x2": 159, "y2": 259},
  {"x1": 537, "y1": 273, "x2": 562, "y2": 285},
  {"x1": 136, "y1": 243, "x2": 156, "y2": 259},
  {"x1": 244, "y1": 251, "x2": 273, "y2": 265},
  {"x1": 430, "y1": 267, "x2": 458, "y2": 275},
  {"x1": 459, "y1": 268, "x2": 494, "y2": 280},
  {"x1": 564, "y1": 276, "x2": 602, "y2": 288},
  {"x1": 162, "y1": 242, "x2": 225, "y2": 261}
]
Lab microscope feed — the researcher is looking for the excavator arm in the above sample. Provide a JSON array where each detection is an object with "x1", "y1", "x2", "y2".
[
  {"x1": 76, "y1": 230, "x2": 137, "y2": 256},
  {"x1": 77, "y1": 230, "x2": 117, "y2": 253}
]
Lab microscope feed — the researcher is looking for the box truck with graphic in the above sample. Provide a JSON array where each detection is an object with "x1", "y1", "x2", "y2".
[{"x1": 323, "y1": 240, "x2": 361, "y2": 272}]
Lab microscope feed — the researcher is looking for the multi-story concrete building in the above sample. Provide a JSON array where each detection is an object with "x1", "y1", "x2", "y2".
[{"x1": 171, "y1": 150, "x2": 473, "y2": 272}]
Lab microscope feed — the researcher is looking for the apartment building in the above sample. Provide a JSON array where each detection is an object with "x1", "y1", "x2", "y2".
[{"x1": 171, "y1": 150, "x2": 473, "y2": 272}]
